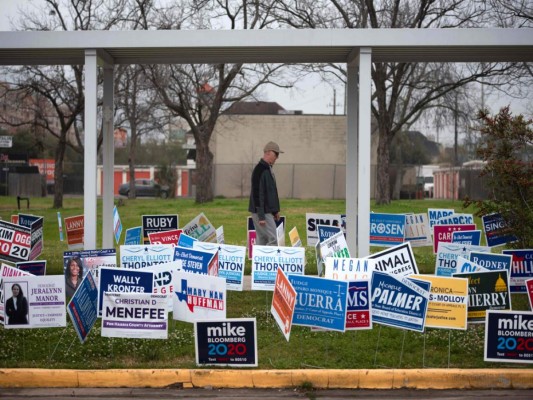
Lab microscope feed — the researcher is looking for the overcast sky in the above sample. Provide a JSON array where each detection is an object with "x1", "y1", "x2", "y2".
[{"x1": 1, "y1": 0, "x2": 529, "y2": 147}]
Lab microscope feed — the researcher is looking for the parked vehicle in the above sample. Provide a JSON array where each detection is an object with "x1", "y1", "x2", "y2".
[{"x1": 118, "y1": 179, "x2": 169, "y2": 198}]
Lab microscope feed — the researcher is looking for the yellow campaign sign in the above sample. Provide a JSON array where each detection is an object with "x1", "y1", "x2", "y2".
[
  {"x1": 415, "y1": 275, "x2": 469, "y2": 330},
  {"x1": 289, "y1": 227, "x2": 302, "y2": 247}
]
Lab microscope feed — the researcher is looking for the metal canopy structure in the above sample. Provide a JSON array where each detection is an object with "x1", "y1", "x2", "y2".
[{"x1": 0, "y1": 28, "x2": 532, "y2": 255}]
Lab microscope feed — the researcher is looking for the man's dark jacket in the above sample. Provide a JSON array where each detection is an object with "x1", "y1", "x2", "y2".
[{"x1": 248, "y1": 159, "x2": 280, "y2": 221}]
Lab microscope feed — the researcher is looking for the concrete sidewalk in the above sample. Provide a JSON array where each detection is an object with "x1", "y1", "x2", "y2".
[{"x1": 1, "y1": 368, "x2": 532, "y2": 390}]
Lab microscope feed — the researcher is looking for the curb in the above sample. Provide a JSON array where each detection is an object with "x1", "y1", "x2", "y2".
[{"x1": 1, "y1": 369, "x2": 532, "y2": 389}]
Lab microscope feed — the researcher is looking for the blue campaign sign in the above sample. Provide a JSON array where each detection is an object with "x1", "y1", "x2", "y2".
[
  {"x1": 502, "y1": 249, "x2": 533, "y2": 293},
  {"x1": 124, "y1": 226, "x2": 142, "y2": 245},
  {"x1": 369, "y1": 213, "x2": 406, "y2": 246},
  {"x1": 113, "y1": 206, "x2": 122, "y2": 244},
  {"x1": 317, "y1": 225, "x2": 342, "y2": 243},
  {"x1": 484, "y1": 310, "x2": 533, "y2": 364},
  {"x1": 288, "y1": 275, "x2": 348, "y2": 332},
  {"x1": 370, "y1": 271, "x2": 431, "y2": 332},
  {"x1": 67, "y1": 271, "x2": 99, "y2": 344},
  {"x1": 451, "y1": 230, "x2": 481, "y2": 245},
  {"x1": 428, "y1": 208, "x2": 454, "y2": 231},
  {"x1": 173, "y1": 246, "x2": 215, "y2": 275},
  {"x1": 469, "y1": 251, "x2": 512, "y2": 272},
  {"x1": 177, "y1": 233, "x2": 197, "y2": 248},
  {"x1": 98, "y1": 267, "x2": 154, "y2": 316},
  {"x1": 482, "y1": 213, "x2": 517, "y2": 247},
  {"x1": 18, "y1": 214, "x2": 42, "y2": 228}
]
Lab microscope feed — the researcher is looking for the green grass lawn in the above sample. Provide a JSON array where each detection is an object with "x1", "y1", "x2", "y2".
[{"x1": 0, "y1": 196, "x2": 530, "y2": 369}]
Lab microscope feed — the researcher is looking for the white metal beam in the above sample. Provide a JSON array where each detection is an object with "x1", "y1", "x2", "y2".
[
  {"x1": 101, "y1": 63, "x2": 115, "y2": 249},
  {"x1": 357, "y1": 48, "x2": 372, "y2": 257},
  {"x1": 84, "y1": 49, "x2": 98, "y2": 250}
]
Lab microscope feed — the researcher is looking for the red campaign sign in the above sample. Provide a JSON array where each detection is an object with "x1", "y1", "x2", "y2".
[
  {"x1": 271, "y1": 268, "x2": 297, "y2": 341},
  {"x1": 526, "y1": 279, "x2": 533, "y2": 311},
  {"x1": 433, "y1": 224, "x2": 476, "y2": 253},
  {"x1": 148, "y1": 229, "x2": 182, "y2": 245},
  {"x1": 64, "y1": 215, "x2": 84, "y2": 247},
  {"x1": 247, "y1": 230, "x2": 256, "y2": 260}
]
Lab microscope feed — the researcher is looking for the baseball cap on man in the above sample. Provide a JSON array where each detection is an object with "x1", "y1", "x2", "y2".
[{"x1": 264, "y1": 141, "x2": 284, "y2": 154}]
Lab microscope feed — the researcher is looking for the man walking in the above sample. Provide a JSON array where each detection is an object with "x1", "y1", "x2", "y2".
[{"x1": 249, "y1": 141, "x2": 283, "y2": 246}]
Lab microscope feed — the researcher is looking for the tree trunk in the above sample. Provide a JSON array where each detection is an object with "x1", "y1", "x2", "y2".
[
  {"x1": 375, "y1": 128, "x2": 391, "y2": 205},
  {"x1": 52, "y1": 139, "x2": 66, "y2": 209},
  {"x1": 195, "y1": 138, "x2": 213, "y2": 203}
]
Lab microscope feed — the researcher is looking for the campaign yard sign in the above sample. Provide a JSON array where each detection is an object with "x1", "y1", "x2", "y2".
[
  {"x1": 485, "y1": 310, "x2": 533, "y2": 364},
  {"x1": 64, "y1": 248, "x2": 117, "y2": 287},
  {"x1": 173, "y1": 246, "x2": 218, "y2": 276},
  {"x1": 17, "y1": 214, "x2": 44, "y2": 261},
  {"x1": 451, "y1": 230, "x2": 482, "y2": 246},
  {"x1": 4, "y1": 275, "x2": 66, "y2": 329},
  {"x1": 367, "y1": 242, "x2": 418, "y2": 277},
  {"x1": 436, "y1": 213, "x2": 475, "y2": 226},
  {"x1": 251, "y1": 245, "x2": 305, "y2": 291},
  {"x1": 0, "y1": 219, "x2": 40, "y2": 263},
  {"x1": 306, "y1": 213, "x2": 346, "y2": 247},
  {"x1": 271, "y1": 268, "x2": 297, "y2": 341},
  {"x1": 177, "y1": 233, "x2": 197, "y2": 248},
  {"x1": 0, "y1": 264, "x2": 32, "y2": 325},
  {"x1": 453, "y1": 270, "x2": 511, "y2": 324},
  {"x1": 142, "y1": 214, "x2": 178, "y2": 244},
  {"x1": 345, "y1": 280, "x2": 372, "y2": 330},
  {"x1": 317, "y1": 224, "x2": 342, "y2": 243},
  {"x1": 469, "y1": 252, "x2": 512, "y2": 273},
  {"x1": 143, "y1": 261, "x2": 183, "y2": 309},
  {"x1": 433, "y1": 224, "x2": 476, "y2": 253},
  {"x1": 404, "y1": 213, "x2": 432, "y2": 247},
  {"x1": 370, "y1": 271, "x2": 431, "y2": 332},
  {"x1": 113, "y1": 206, "x2": 122, "y2": 244},
  {"x1": 182, "y1": 212, "x2": 217, "y2": 243},
  {"x1": 124, "y1": 226, "x2": 142, "y2": 245},
  {"x1": 216, "y1": 226, "x2": 224, "y2": 244},
  {"x1": 173, "y1": 270, "x2": 226, "y2": 323},
  {"x1": 120, "y1": 244, "x2": 174, "y2": 269},
  {"x1": 482, "y1": 213, "x2": 517, "y2": 248},
  {"x1": 194, "y1": 318, "x2": 257, "y2": 367},
  {"x1": 454, "y1": 256, "x2": 489, "y2": 274},
  {"x1": 428, "y1": 208, "x2": 454, "y2": 233},
  {"x1": 148, "y1": 229, "x2": 182, "y2": 246},
  {"x1": 101, "y1": 292, "x2": 168, "y2": 339},
  {"x1": 193, "y1": 242, "x2": 246, "y2": 291},
  {"x1": 416, "y1": 275, "x2": 468, "y2": 330},
  {"x1": 526, "y1": 279, "x2": 533, "y2": 310},
  {"x1": 289, "y1": 274, "x2": 348, "y2": 332},
  {"x1": 434, "y1": 242, "x2": 491, "y2": 277},
  {"x1": 289, "y1": 227, "x2": 302, "y2": 247},
  {"x1": 98, "y1": 267, "x2": 154, "y2": 316},
  {"x1": 502, "y1": 249, "x2": 533, "y2": 293},
  {"x1": 276, "y1": 221, "x2": 285, "y2": 247},
  {"x1": 369, "y1": 213, "x2": 406, "y2": 246},
  {"x1": 17, "y1": 260, "x2": 46, "y2": 276},
  {"x1": 64, "y1": 215, "x2": 84, "y2": 249},
  {"x1": 324, "y1": 257, "x2": 375, "y2": 281},
  {"x1": 318, "y1": 230, "x2": 350, "y2": 261},
  {"x1": 67, "y1": 271, "x2": 99, "y2": 344}
]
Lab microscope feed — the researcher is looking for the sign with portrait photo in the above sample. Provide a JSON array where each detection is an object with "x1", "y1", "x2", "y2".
[{"x1": 3, "y1": 275, "x2": 66, "y2": 329}]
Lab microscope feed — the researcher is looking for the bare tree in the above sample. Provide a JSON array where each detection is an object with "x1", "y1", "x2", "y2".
[
  {"x1": 115, "y1": 64, "x2": 166, "y2": 198},
  {"x1": 0, "y1": 0, "x2": 135, "y2": 207},
  {"x1": 147, "y1": 0, "x2": 293, "y2": 203},
  {"x1": 268, "y1": 0, "x2": 526, "y2": 204}
]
